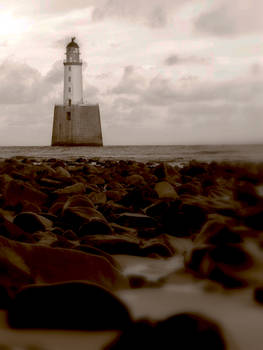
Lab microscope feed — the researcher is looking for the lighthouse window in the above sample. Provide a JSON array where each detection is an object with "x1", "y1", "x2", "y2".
[
  {"x1": 68, "y1": 87, "x2": 71, "y2": 92},
  {"x1": 68, "y1": 76, "x2": 71, "y2": 82},
  {"x1": 69, "y1": 66, "x2": 71, "y2": 71},
  {"x1": 67, "y1": 112, "x2": 71, "y2": 121}
]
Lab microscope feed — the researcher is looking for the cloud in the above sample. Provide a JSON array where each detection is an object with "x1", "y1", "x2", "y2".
[
  {"x1": 164, "y1": 54, "x2": 212, "y2": 66},
  {"x1": 99, "y1": 64, "x2": 263, "y2": 144},
  {"x1": 195, "y1": 0, "x2": 263, "y2": 36},
  {"x1": 92, "y1": 0, "x2": 189, "y2": 27},
  {"x1": 0, "y1": 60, "x2": 41, "y2": 104}
]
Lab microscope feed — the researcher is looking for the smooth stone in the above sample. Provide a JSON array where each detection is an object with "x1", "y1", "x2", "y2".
[
  {"x1": 88, "y1": 191, "x2": 107, "y2": 205},
  {"x1": 117, "y1": 213, "x2": 157, "y2": 228},
  {"x1": 62, "y1": 206, "x2": 112, "y2": 235},
  {"x1": 8, "y1": 281, "x2": 131, "y2": 330},
  {"x1": 76, "y1": 244, "x2": 119, "y2": 268},
  {"x1": 0, "y1": 236, "x2": 128, "y2": 295},
  {"x1": 107, "y1": 313, "x2": 226, "y2": 350},
  {"x1": 125, "y1": 175, "x2": 146, "y2": 186},
  {"x1": 62, "y1": 194, "x2": 94, "y2": 210},
  {"x1": 85, "y1": 174, "x2": 105, "y2": 185},
  {"x1": 81, "y1": 234, "x2": 140, "y2": 256},
  {"x1": 13, "y1": 212, "x2": 53, "y2": 233},
  {"x1": 154, "y1": 181, "x2": 179, "y2": 200},
  {"x1": 54, "y1": 182, "x2": 86, "y2": 195},
  {"x1": 55, "y1": 166, "x2": 71, "y2": 178},
  {"x1": 106, "y1": 190, "x2": 128, "y2": 202},
  {"x1": 4, "y1": 180, "x2": 48, "y2": 207},
  {"x1": 186, "y1": 244, "x2": 252, "y2": 288}
]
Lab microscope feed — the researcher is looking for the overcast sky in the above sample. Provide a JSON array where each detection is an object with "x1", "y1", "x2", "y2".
[{"x1": 0, "y1": 0, "x2": 262, "y2": 145}]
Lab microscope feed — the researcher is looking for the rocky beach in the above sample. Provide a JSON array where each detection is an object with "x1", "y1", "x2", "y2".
[{"x1": 0, "y1": 156, "x2": 263, "y2": 349}]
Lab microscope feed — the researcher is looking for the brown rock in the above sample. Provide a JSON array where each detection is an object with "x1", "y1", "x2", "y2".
[
  {"x1": 88, "y1": 191, "x2": 107, "y2": 205},
  {"x1": 54, "y1": 182, "x2": 86, "y2": 196},
  {"x1": 4, "y1": 180, "x2": 48, "y2": 207},
  {"x1": 81, "y1": 234, "x2": 140, "y2": 255},
  {"x1": 86, "y1": 174, "x2": 105, "y2": 185},
  {"x1": 55, "y1": 166, "x2": 71, "y2": 178},
  {"x1": 13, "y1": 212, "x2": 53, "y2": 233},
  {"x1": 154, "y1": 181, "x2": 179, "y2": 200},
  {"x1": 0, "y1": 236, "x2": 128, "y2": 294},
  {"x1": 63, "y1": 194, "x2": 94, "y2": 210},
  {"x1": 125, "y1": 174, "x2": 146, "y2": 187},
  {"x1": 8, "y1": 281, "x2": 131, "y2": 330},
  {"x1": 117, "y1": 213, "x2": 157, "y2": 228},
  {"x1": 62, "y1": 206, "x2": 112, "y2": 235}
]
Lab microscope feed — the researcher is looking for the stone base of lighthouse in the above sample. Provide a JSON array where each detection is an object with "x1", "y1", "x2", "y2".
[{"x1": 51, "y1": 104, "x2": 103, "y2": 146}]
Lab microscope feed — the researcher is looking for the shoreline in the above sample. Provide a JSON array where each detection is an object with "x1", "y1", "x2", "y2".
[{"x1": 0, "y1": 157, "x2": 262, "y2": 348}]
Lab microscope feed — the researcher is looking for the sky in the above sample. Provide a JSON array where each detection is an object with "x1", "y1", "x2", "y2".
[{"x1": 0, "y1": 0, "x2": 262, "y2": 145}]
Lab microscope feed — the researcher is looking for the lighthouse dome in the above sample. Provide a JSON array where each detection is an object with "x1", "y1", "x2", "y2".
[{"x1": 67, "y1": 37, "x2": 79, "y2": 49}]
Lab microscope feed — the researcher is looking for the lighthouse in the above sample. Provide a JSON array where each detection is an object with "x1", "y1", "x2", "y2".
[
  {"x1": 51, "y1": 38, "x2": 103, "y2": 146},
  {"x1": 63, "y1": 37, "x2": 83, "y2": 105}
]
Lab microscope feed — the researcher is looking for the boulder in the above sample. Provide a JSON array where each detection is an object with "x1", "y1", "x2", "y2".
[
  {"x1": 0, "y1": 236, "x2": 128, "y2": 295},
  {"x1": 13, "y1": 212, "x2": 53, "y2": 233},
  {"x1": 3, "y1": 180, "x2": 48, "y2": 207},
  {"x1": 107, "y1": 313, "x2": 226, "y2": 350},
  {"x1": 125, "y1": 175, "x2": 146, "y2": 187},
  {"x1": 81, "y1": 234, "x2": 140, "y2": 255},
  {"x1": 186, "y1": 244, "x2": 253, "y2": 288},
  {"x1": 154, "y1": 182, "x2": 179, "y2": 200},
  {"x1": 88, "y1": 191, "x2": 107, "y2": 205},
  {"x1": 8, "y1": 281, "x2": 131, "y2": 330},
  {"x1": 62, "y1": 206, "x2": 112, "y2": 235},
  {"x1": 54, "y1": 182, "x2": 86, "y2": 196},
  {"x1": 106, "y1": 190, "x2": 127, "y2": 202},
  {"x1": 55, "y1": 166, "x2": 71, "y2": 178},
  {"x1": 117, "y1": 213, "x2": 157, "y2": 228},
  {"x1": 62, "y1": 194, "x2": 94, "y2": 210}
]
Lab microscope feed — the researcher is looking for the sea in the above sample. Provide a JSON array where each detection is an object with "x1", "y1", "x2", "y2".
[{"x1": 0, "y1": 144, "x2": 262, "y2": 166}]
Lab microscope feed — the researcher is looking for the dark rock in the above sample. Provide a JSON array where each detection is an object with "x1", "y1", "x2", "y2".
[
  {"x1": 3, "y1": 180, "x2": 48, "y2": 208},
  {"x1": 180, "y1": 161, "x2": 207, "y2": 177},
  {"x1": 63, "y1": 194, "x2": 94, "y2": 210},
  {"x1": 154, "y1": 181, "x2": 179, "y2": 200},
  {"x1": 62, "y1": 229, "x2": 78, "y2": 240},
  {"x1": 62, "y1": 206, "x2": 112, "y2": 235},
  {"x1": 54, "y1": 182, "x2": 86, "y2": 196},
  {"x1": 0, "y1": 236, "x2": 128, "y2": 294},
  {"x1": 106, "y1": 313, "x2": 226, "y2": 350},
  {"x1": 38, "y1": 178, "x2": 64, "y2": 188},
  {"x1": 13, "y1": 212, "x2": 53, "y2": 234},
  {"x1": 8, "y1": 281, "x2": 131, "y2": 330},
  {"x1": 117, "y1": 213, "x2": 157, "y2": 228},
  {"x1": 54, "y1": 166, "x2": 71, "y2": 178},
  {"x1": 154, "y1": 313, "x2": 226, "y2": 350},
  {"x1": 86, "y1": 174, "x2": 105, "y2": 185},
  {"x1": 234, "y1": 182, "x2": 260, "y2": 206},
  {"x1": 19, "y1": 200, "x2": 41, "y2": 214},
  {"x1": 88, "y1": 191, "x2": 107, "y2": 205},
  {"x1": 81, "y1": 234, "x2": 140, "y2": 255},
  {"x1": 162, "y1": 202, "x2": 206, "y2": 236},
  {"x1": 120, "y1": 187, "x2": 157, "y2": 210},
  {"x1": 177, "y1": 182, "x2": 201, "y2": 195},
  {"x1": 243, "y1": 207, "x2": 263, "y2": 230},
  {"x1": 125, "y1": 174, "x2": 146, "y2": 187},
  {"x1": 140, "y1": 236, "x2": 175, "y2": 258},
  {"x1": 186, "y1": 244, "x2": 252, "y2": 288},
  {"x1": 254, "y1": 287, "x2": 263, "y2": 304},
  {"x1": 197, "y1": 217, "x2": 242, "y2": 245},
  {"x1": 76, "y1": 244, "x2": 119, "y2": 267},
  {"x1": 106, "y1": 190, "x2": 127, "y2": 202}
]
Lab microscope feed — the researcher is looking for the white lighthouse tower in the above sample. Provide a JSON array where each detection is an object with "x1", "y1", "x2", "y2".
[
  {"x1": 63, "y1": 37, "x2": 83, "y2": 105},
  {"x1": 51, "y1": 37, "x2": 103, "y2": 146}
]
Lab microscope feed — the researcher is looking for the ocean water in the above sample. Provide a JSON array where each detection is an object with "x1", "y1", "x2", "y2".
[{"x1": 0, "y1": 144, "x2": 262, "y2": 166}]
